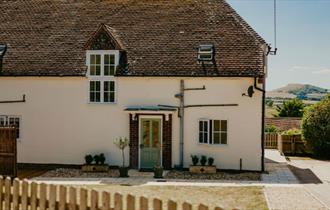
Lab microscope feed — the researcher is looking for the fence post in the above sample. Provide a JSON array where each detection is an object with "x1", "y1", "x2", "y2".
[
  {"x1": 59, "y1": 186, "x2": 67, "y2": 210},
  {"x1": 168, "y1": 200, "x2": 177, "y2": 210},
  {"x1": 30, "y1": 182, "x2": 38, "y2": 210},
  {"x1": 39, "y1": 183, "x2": 47, "y2": 210},
  {"x1": 102, "y1": 191, "x2": 110, "y2": 210},
  {"x1": 49, "y1": 185, "x2": 57, "y2": 210},
  {"x1": 153, "y1": 198, "x2": 162, "y2": 210},
  {"x1": 0, "y1": 176, "x2": 3, "y2": 210},
  {"x1": 21, "y1": 180, "x2": 29, "y2": 210},
  {"x1": 278, "y1": 134, "x2": 283, "y2": 154},
  {"x1": 114, "y1": 193, "x2": 123, "y2": 210},
  {"x1": 139, "y1": 196, "x2": 148, "y2": 210},
  {"x1": 182, "y1": 202, "x2": 192, "y2": 210},
  {"x1": 127, "y1": 194, "x2": 135, "y2": 210},
  {"x1": 13, "y1": 178, "x2": 20, "y2": 210},
  {"x1": 198, "y1": 204, "x2": 208, "y2": 210},
  {"x1": 91, "y1": 190, "x2": 98, "y2": 210},
  {"x1": 69, "y1": 187, "x2": 77, "y2": 210},
  {"x1": 4, "y1": 177, "x2": 11, "y2": 210},
  {"x1": 79, "y1": 188, "x2": 88, "y2": 210}
]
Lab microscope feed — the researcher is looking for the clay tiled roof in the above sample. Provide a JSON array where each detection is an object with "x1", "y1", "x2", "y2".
[{"x1": 0, "y1": 0, "x2": 266, "y2": 77}]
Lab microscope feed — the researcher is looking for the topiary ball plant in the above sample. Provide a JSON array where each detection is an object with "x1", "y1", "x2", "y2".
[
  {"x1": 93, "y1": 154, "x2": 101, "y2": 165},
  {"x1": 84, "y1": 154, "x2": 93, "y2": 165},
  {"x1": 208, "y1": 157, "x2": 214, "y2": 166},
  {"x1": 200, "y1": 155, "x2": 207, "y2": 166},
  {"x1": 99, "y1": 153, "x2": 106, "y2": 165},
  {"x1": 190, "y1": 155, "x2": 199, "y2": 166}
]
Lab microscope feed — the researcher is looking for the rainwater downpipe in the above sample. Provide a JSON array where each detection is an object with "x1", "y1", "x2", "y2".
[{"x1": 254, "y1": 77, "x2": 266, "y2": 172}]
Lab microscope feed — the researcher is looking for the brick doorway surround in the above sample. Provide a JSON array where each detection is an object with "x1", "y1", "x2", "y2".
[{"x1": 129, "y1": 114, "x2": 172, "y2": 170}]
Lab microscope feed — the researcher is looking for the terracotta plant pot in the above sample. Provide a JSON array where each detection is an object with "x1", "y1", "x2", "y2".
[{"x1": 119, "y1": 167, "x2": 129, "y2": 177}]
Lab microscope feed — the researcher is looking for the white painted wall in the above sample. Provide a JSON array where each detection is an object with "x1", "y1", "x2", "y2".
[{"x1": 0, "y1": 76, "x2": 262, "y2": 170}]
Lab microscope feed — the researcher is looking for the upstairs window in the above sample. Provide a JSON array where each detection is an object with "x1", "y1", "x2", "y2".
[
  {"x1": 198, "y1": 44, "x2": 214, "y2": 62},
  {"x1": 87, "y1": 50, "x2": 118, "y2": 103},
  {"x1": 198, "y1": 119, "x2": 227, "y2": 145}
]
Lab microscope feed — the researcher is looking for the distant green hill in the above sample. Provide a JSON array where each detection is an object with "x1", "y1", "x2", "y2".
[{"x1": 270, "y1": 84, "x2": 328, "y2": 100}]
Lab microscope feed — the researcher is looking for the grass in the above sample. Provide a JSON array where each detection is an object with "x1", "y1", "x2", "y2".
[{"x1": 76, "y1": 185, "x2": 268, "y2": 210}]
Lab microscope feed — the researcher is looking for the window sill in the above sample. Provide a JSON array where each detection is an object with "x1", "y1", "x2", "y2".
[
  {"x1": 87, "y1": 102, "x2": 117, "y2": 105},
  {"x1": 197, "y1": 143, "x2": 228, "y2": 147}
]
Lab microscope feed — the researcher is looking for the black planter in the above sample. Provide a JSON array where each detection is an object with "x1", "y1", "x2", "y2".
[
  {"x1": 154, "y1": 166, "x2": 163, "y2": 178},
  {"x1": 119, "y1": 167, "x2": 129, "y2": 177}
]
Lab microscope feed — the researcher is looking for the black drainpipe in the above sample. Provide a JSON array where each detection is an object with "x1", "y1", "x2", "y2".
[
  {"x1": 0, "y1": 44, "x2": 7, "y2": 73},
  {"x1": 254, "y1": 77, "x2": 266, "y2": 172}
]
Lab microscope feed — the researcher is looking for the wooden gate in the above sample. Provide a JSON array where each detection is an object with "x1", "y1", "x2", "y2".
[
  {"x1": 0, "y1": 127, "x2": 17, "y2": 177},
  {"x1": 264, "y1": 133, "x2": 278, "y2": 149}
]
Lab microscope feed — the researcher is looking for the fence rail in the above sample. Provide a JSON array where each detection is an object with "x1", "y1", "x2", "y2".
[
  {"x1": 0, "y1": 176, "x2": 223, "y2": 210},
  {"x1": 264, "y1": 133, "x2": 278, "y2": 149}
]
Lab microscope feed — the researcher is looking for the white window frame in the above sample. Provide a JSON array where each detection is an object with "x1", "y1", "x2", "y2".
[
  {"x1": 198, "y1": 119, "x2": 209, "y2": 144},
  {"x1": 198, "y1": 119, "x2": 228, "y2": 146},
  {"x1": 0, "y1": 115, "x2": 22, "y2": 140},
  {"x1": 86, "y1": 50, "x2": 119, "y2": 104}
]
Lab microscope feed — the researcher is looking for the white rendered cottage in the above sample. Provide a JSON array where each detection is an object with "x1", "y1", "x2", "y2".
[{"x1": 0, "y1": 0, "x2": 269, "y2": 171}]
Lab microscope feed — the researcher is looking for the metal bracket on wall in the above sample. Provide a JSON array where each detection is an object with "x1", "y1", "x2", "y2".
[{"x1": 0, "y1": 94, "x2": 26, "y2": 104}]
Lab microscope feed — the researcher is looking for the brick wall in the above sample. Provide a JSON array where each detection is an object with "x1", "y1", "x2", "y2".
[
  {"x1": 162, "y1": 114, "x2": 172, "y2": 170},
  {"x1": 129, "y1": 114, "x2": 139, "y2": 169},
  {"x1": 265, "y1": 117, "x2": 301, "y2": 131}
]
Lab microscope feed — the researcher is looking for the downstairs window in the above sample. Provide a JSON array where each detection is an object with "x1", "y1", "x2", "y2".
[
  {"x1": 0, "y1": 115, "x2": 21, "y2": 139},
  {"x1": 198, "y1": 119, "x2": 227, "y2": 145}
]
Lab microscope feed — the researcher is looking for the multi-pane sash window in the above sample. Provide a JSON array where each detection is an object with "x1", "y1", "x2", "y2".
[
  {"x1": 0, "y1": 115, "x2": 21, "y2": 139},
  {"x1": 87, "y1": 51, "x2": 117, "y2": 103},
  {"x1": 198, "y1": 119, "x2": 227, "y2": 145}
]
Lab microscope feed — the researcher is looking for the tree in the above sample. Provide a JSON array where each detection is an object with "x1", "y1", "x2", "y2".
[
  {"x1": 276, "y1": 99, "x2": 304, "y2": 117},
  {"x1": 302, "y1": 95, "x2": 330, "y2": 158}
]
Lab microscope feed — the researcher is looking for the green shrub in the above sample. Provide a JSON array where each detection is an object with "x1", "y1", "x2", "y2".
[
  {"x1": 84, "y1": 154, "x2": 93, "y2": 165},
  {"x1": 302, "y1": 95, "x2": 330, "y2": 158},
  {"x1": 208, "y1": 157, "x2": 214, "y2": 166},
  {"x1": 99, "y1": 153, "x2": 106, "y2": 165},
  {"x1": 281, "y1": 128, "x2": 302, "y2": 135},
  {"x1": 200, "y1": 155, "x2": 207, "y2": 166},
  {"x1": 190, "y1": 155, "x2": 199, "y2": 166},
  {"x1": 276, "y1": 99, "x2": 304, "y2": 117},
  {"x1": 93, "y1": 154, "x2": 101, "y2": 164},
  {"x1": 265, "y1": 125, "x2": 280, "y2": 133}
]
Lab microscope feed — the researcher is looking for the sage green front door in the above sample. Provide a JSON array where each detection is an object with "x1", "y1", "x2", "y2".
[{"x1": 140, "y1": 118, "x2": 162, "y2": 169}]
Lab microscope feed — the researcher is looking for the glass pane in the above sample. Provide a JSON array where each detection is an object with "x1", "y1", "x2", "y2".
[
  {"x1": 90, "y1": 55, "x2": 95, "y2": 65},
  {"x1": 95, "y1": 66, "x2": 101, "y2": 75},
  {"x1": 213, "y1": 133, "x2": 220, "y2": 144},
  {"x1": 95, "y1": 92, "x2": 100, "y2": 102},
  {"x1": 214, "y1": 120, "x2": 220, "y2": 131},
  {"x1": 90, "y1": 81, "x2": 95, "y2": 91},
  {"x1": 104, "y1": 92, "x2": 110, "y2": 102},
  {"x1": 95, "y1": 55, "x2": 101, "y2": 64},
  {"x1": 95, "y1": 81, "x2": 100, "y2": 91},
  {"x1": 104, "y1": 54, "x2": 110, "y2": 64},
  {"x1": 110, "y1": 54, "x2": 115, "y2": 64},
  {"x1": 90, "y1": 66, "x2": 96, "y2": 75},
  {"x1": 203, "y1": 133, "x2": 208, "y2": 143},
  {"x1": 110, "y1": 81, "x2": 115, "y2": 91},
  {"x1": 203, "y1": 121, "x2": 208, "y2": 132},
  {"x1": 104, "y1": 66, "x2": 110, "y2": 76},
  {"x1": 199, "y1": 121, "x2": 203, "y2": 132},
  {"x1": 110, "y1": 66, "x2": 115, "y2": 76},
  {"x1": 104, "y1": 81, "x2": 109, "y2": 91},
  {"x1": 221, "y1": 120, "x2": 227, "y2": 131},
  {"x1": 90, "y1": 92, "x2": 95, "y2": 102},
  {"x1": 152, "y1": 120, "x2": 160, "y2": 148},
  {"x1": 199, "y1": 132, "x2": 203, "y2": 143},
  {"x1": 110, "y1": 92, "x2": 115, "y2": 102},
  {"x1": 143, "y1": 120, "x2": 150, "y2": 147},
  {"x1": 221, "y1": 133, "x2": 227, "y2": 144}
]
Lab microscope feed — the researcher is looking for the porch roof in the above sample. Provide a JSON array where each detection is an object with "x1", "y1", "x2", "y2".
[{"x1": 124, "y1": 105, "x2": 177, "y2": 112}]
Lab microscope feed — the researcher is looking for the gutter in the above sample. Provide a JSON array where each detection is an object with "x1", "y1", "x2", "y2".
[{"x1": 254, "y1": 77, "x2": 266, "y2": 172}]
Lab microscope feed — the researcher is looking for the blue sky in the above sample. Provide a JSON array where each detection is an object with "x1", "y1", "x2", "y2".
[{"x1": 227, "y1": 0, "x2": 330, "y2": 90}]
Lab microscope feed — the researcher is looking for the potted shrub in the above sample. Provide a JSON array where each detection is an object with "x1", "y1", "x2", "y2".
[
  {"x1": 85, "y1": 154, "x2": 93, "y2": 165},
  {"x1": 200, "y1": 155, "x2": 207, "y2": 166},
  {"x1": 153, "y1": 143, "x2": 163, "y2": 178},
  {"x1": 208, "y1": 157, "x2": 214, "y2": 166},
  {"x1": 114, "y1": 137, "x2": 129, "y2": 177},
  {"x1": 191, "y1": 155, "x2": 199, "y2": 166}
]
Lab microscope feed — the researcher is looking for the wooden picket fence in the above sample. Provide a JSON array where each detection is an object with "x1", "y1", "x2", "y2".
[
  {"x1": 0, "y1": 176, "x2": 223, "y2": 210},
  {"x1": 264, "y1": 133, "x2": 278, "y2": 149}
]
